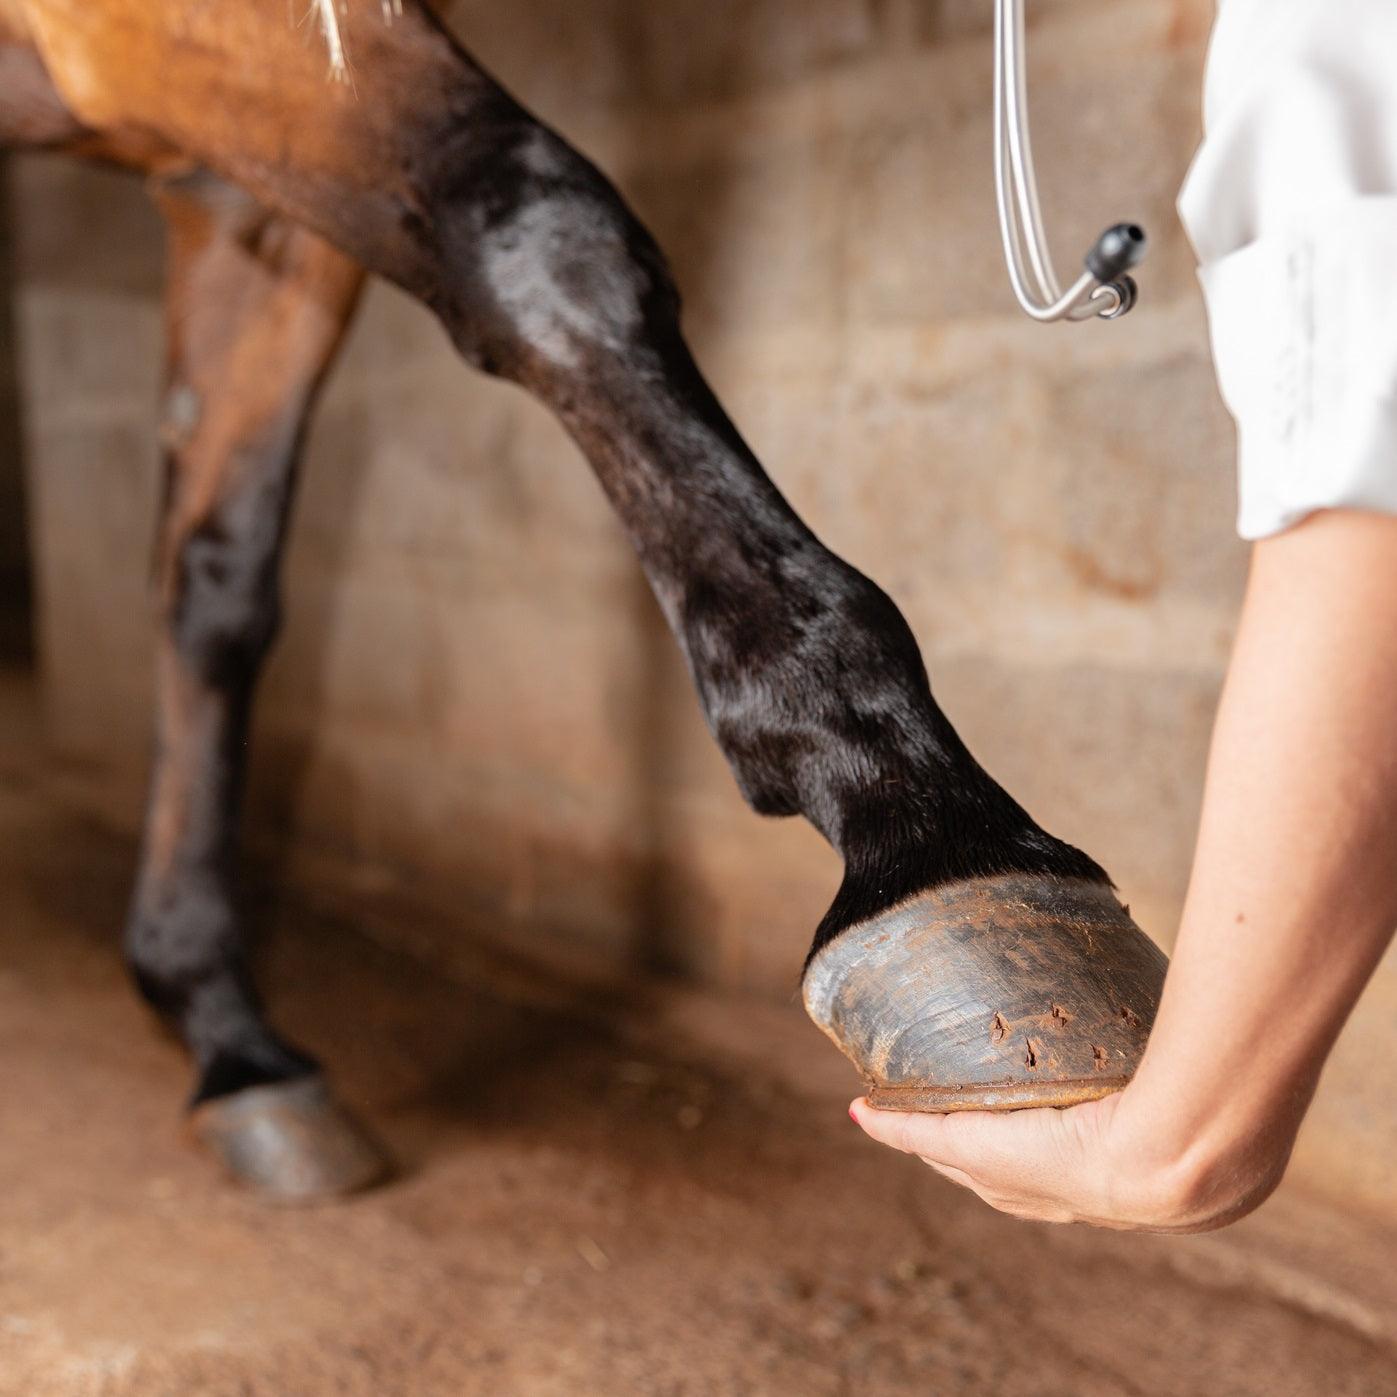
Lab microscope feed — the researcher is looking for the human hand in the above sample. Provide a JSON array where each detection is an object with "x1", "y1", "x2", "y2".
[
  {"x1": 848, "y1": 1088, "x2": 1287, "y2": 1233},
  {"x1": 851, "y1": 516, "x2": 1397, "y2": 1234}
]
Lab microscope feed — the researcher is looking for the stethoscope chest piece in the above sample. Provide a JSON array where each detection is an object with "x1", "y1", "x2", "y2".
[{"x1": 994, "y1": 0, "x2": 1146, "y2": 323}]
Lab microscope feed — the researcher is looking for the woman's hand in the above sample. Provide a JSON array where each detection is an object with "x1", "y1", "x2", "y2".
[
  {"x1": 848, "y1": 1086, "x2": 1289, "y2": 1233},
  {"x1": 850, "y1": 513, "x2": 1397, "y2": 1233}
]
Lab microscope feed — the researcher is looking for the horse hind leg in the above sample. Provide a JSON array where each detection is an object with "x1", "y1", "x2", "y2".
[{"x1": 125, "y1": 171, "x2": 388, "y2": 1200}]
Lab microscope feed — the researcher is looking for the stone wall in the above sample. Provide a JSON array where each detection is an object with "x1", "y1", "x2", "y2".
[
  {"x1": 0, "y1": 158, "x2": 32, "y2": 655},
  {"x1": 11, "y1": 0, "x2": 1396, "y2": 1215}
]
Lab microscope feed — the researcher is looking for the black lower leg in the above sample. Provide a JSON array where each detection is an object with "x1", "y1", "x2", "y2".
[
  {"x1": 125, "y1": 177, "x2": 362, "y2": 1102},
  {"x1": 126, "y1": 457, "x2": 322, "y2": 1104},
  {"x1": 126, "y1": 653, "x2": 318, "y2": 1105},
  {"x1": 417, "y1": 112, "x2": 1107, "y2": 966}
]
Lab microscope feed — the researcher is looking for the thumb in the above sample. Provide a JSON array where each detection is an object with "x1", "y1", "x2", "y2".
[{"x1": 849, "y1": 1097, "x2": 956, "y2": 1158}]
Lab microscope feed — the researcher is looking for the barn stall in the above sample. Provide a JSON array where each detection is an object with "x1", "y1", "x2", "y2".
[{"x1": 0, "y1": 0, "x2": 1394, "y2": 1392}]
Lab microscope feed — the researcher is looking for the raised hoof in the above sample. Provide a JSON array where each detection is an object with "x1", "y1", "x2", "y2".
[
  {"x1": 804, "y1": 875, "x2": 1168, "y2": 1112},
  {"x1": 189, "y1": 1074, "x2": 392, "y2": 1203}
]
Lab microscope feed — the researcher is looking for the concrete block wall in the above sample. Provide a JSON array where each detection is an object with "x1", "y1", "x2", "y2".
[
  {"x1": 11, "y1": 0, "x2": 1396, "y2": 1215},
  {"x1": 0, "y1": 159, "x2": 32, "y2": 653}
]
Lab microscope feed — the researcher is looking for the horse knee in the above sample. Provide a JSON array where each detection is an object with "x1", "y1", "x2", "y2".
[{"x1": 421, "y1": 121, "x2": 680, "y2": 380}]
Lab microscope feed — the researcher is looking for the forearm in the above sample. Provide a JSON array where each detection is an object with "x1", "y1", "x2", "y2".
[
  {"x1": 1117, "y1": 510, "x2": 1397, "y2": 1221},
  {"x1": 850, "y1": 509, "x2": 1397, "y2": 1231}
]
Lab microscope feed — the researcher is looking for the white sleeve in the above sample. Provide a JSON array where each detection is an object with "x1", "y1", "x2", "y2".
[{"x1": 1177, "y1": 0, "x2": 1397, "y2": 540}]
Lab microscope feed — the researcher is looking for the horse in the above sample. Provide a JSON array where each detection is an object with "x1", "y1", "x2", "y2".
[{"x1": 0, "y1": 0, "x2": 1164, "y2": 1200}]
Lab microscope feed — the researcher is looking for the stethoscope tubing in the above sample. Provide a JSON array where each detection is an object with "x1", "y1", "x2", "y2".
[{"x1": 993, "y1": 0, "x2": 1143, "y2": 322}]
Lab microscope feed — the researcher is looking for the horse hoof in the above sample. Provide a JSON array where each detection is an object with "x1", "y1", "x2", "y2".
[
  {"x1": 803, "y1": 874, "x2": 1167, "y2": 1112},
  {"x1": 189, "y1": 1074, "x2": 393, "y2": 1203}
]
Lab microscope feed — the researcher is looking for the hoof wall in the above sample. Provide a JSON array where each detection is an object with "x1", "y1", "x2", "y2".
[
  {"x1": 804, "y1": 875, "x2": 1167, "y2": 1112},
  {"x1": 190, "y1": 1075, "x2": 392, "y2": 1203}
]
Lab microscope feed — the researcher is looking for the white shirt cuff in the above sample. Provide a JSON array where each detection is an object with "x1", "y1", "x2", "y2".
[{"x1": 1197, "y1": 198, "x2": 1397, "y2": 540}]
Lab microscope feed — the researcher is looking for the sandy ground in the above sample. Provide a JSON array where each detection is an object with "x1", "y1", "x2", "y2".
[{"x1": 1, "y1": 686, "x2": 1396, "y2": 1396}]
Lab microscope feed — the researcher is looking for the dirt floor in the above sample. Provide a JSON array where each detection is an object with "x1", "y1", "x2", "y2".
[{"x1": 1, "y1": 686, "x2": 1396, "y2": 1396}]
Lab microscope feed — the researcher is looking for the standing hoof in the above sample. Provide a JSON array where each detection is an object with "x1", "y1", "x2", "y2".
[
  {"x1": 189, "y1": 1074, "x2": 393, "y2": 1203},
  {"x1": 804, "y1": 874, "x2": 1167, "y2": 1112}
]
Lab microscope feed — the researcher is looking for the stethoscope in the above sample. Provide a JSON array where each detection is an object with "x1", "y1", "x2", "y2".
[{"x1": 994, "y1": 0, "x2": 1146, "y2": 321}]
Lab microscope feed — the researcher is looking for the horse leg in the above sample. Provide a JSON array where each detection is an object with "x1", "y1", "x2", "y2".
[
  {"x1": 126, "y1": 171, "x2": 388, "y2": 1199},
  {"x1": 405, "y1": 117, "x2": 1165, "y2": 1107},
  {"x1": 29, "y1": 0, "x2": 1167, "y2": 1108},
  {"x1": 405, "y1": 95, "x2": 1166, "y2": 1104}
]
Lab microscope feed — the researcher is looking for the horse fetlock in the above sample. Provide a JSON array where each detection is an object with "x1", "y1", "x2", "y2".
[
  {"x1": 124, "y1": 891, "x2": 240, "y2": 1014},
  {"x1": 686, "y1": 553, "x2": 964, "y2": 845},
  {"x1": 125, "y1": 897, "x2": 315, "y2": 1102}
]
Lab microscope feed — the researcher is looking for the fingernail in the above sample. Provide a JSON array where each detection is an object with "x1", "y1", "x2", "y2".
[{"x1": 848, "y1": 1102, "x2": 860, "y2": 1123}]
